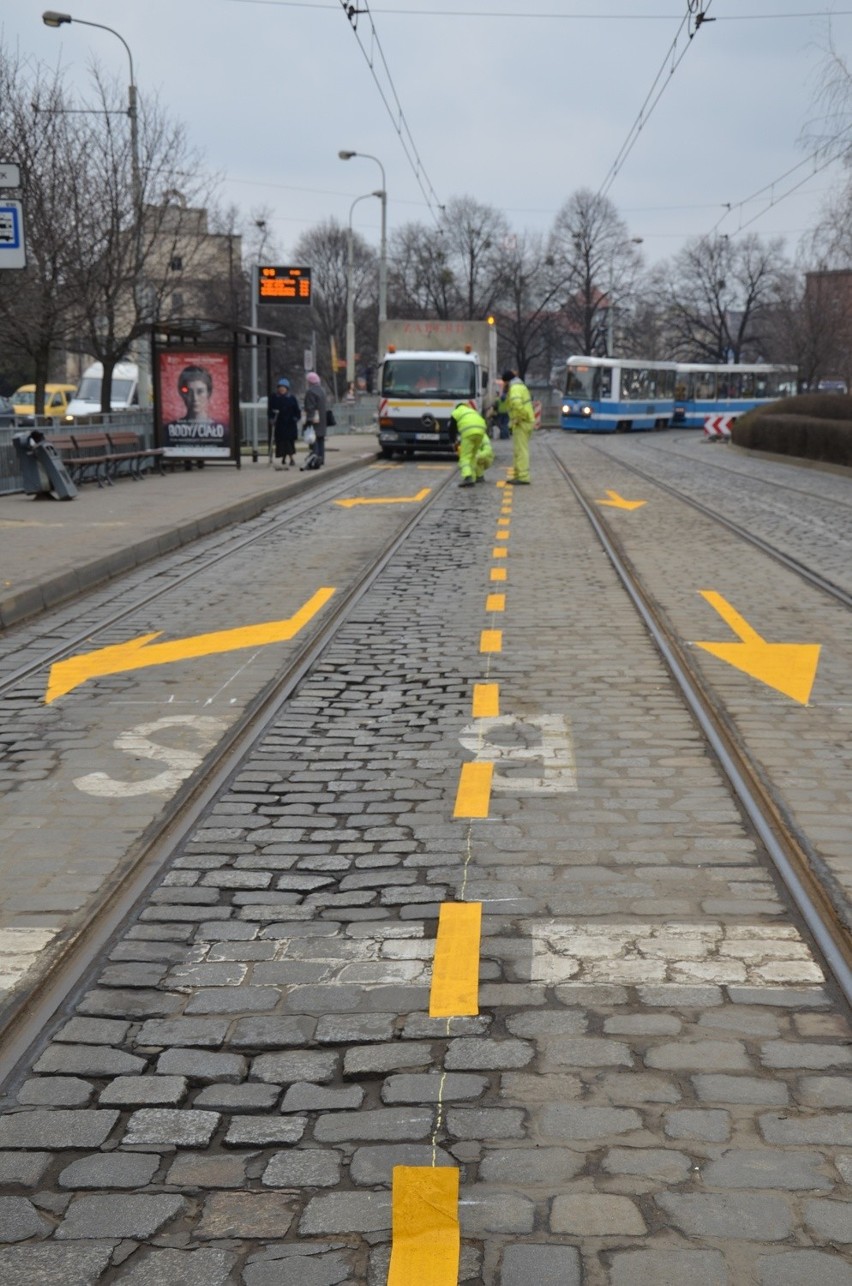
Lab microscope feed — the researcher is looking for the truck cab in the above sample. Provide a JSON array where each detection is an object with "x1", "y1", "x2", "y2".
[{"x1": 377, "y1": 348, "x2": 483, "y2": 458}]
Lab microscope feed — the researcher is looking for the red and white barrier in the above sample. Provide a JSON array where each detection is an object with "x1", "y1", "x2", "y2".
[{"x1": 703, "y1": 413, "x2": 734, "y2": 441}]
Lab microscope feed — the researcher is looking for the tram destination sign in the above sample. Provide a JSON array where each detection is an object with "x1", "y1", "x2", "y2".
[{"x1": 258, "y1": 264, "x2": 312, "y2": 306}]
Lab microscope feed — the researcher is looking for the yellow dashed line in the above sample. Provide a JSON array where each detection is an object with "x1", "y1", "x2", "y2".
[
  {"x1": 490, "y1": 567, "x2": 507, "y2": 582},
  {"x1": 492, "y1": 547, "x2": 507, "y2": 559},
  {"x1": 453, "y1": 761, "x2": 493, "y2": 817},
  {"x1": 480, "y1": 630, "x2": 502, "y2": 653},
  {"x1": 473, "y1": 682, "x2": 499, "y2": 717},
  {"x1": 388, "y1": 1166, "x2": 460, "y2": 1285},
  {"x1": 430, "y1": 901, "x2": 482, "y2": 1017},
  {"x1": 486, "y1": 593, "x2": 505, "y2": 613}
]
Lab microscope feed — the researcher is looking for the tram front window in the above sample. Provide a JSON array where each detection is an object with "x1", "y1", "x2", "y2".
[{"x1": 565, "y1": 365, "x2": 606, "y2": 398}]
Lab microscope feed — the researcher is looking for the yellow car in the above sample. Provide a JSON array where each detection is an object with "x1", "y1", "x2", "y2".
[{"x1": 12, "y1": 383, "x2": 76, "y2": 421}]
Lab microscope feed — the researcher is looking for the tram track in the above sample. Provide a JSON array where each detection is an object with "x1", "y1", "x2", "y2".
[
  {"x1": 0, "y1": 465, "x2": 455, "y2": 1092},
  {"x1": 549, "y1": 443, "x2": 852, "y2": 1011},
  {"x1": 0, "y1": 460, "x2": 385, "y2": 698},
  {"x1": 579, "y1": 436, "x2": 852, "y2": 609}
]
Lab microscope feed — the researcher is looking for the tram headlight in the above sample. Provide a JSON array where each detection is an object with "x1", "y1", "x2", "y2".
[
  {"x1": 580, "y1": 403, "x2": 592, "y2": 417},
  {"x1": 562, "y1": 402, "x2": 572, "y2": 415}
]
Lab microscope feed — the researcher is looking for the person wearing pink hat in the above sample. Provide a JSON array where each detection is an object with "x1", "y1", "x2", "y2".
[{"x1": 302, "y1": 372, "x2": 328, "y2": 467}]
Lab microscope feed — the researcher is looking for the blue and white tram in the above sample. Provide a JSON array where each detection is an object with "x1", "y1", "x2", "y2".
[
  {"x1": 560, "y1": 357, "x2": 677, "y2": 433},
  {"x1": 673, "y1": 363, "x2": 798, "y2": 428}
]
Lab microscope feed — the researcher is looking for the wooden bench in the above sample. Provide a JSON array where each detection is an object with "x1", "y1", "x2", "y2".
[
  {"x1": 51, "y1": 434, "x2": 112, "y2": 487},
  {"x1": 106, "y1": 431, "x2": 165, "y2": 478}
]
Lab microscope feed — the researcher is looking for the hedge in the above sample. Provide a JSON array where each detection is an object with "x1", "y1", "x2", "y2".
[{"x1": 732, "y1": 395, "x2": 852, "y2": 467}]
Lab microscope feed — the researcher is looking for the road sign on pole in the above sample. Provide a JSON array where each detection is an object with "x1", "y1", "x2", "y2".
[
  {"x1": 0, "y1": 202, "x2": 26, "y2": 269},
  {"x1": 0, "y1": 163, "x2": 21, "y2": 189}
]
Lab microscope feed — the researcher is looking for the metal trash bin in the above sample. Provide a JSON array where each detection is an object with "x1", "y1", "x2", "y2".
[{"x1": 13, "y1": 430, "x2": 77, "y2": 500}]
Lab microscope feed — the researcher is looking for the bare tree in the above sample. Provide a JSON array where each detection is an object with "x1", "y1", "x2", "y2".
[
  {"x1": 388, "y1": 222, "x2": 455, "y2": 318},
  {"x1": 293, "y1": 219, "x2": 377, "y2": 395},
  {"x1": 0, "y1": 46, "x2": 80, "y2": 411},
  {"x1": 437, "y1": 197, "x2": 510, "y2": 319},
  {"x1": 61, "y1": 65, "x2": 216, "y2": 409},
  {"x1": 496, "y1": 232, "x2": 565, "y2": 380},
  {"x1": 664, "y1": 233, "x2": 787, "y2": 362},
  {"x1": 549, "y1": 189, "x2": 644, "y2": 355}
]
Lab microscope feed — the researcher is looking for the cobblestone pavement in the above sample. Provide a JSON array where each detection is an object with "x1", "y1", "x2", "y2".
[{"x1": 0, "y1": 437, "x2": 850, "y2": 1284}]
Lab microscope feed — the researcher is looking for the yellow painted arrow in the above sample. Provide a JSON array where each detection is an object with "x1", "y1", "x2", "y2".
[
  {"x1": 596, "y1": 490, "x2": 646, "y2": 510},
  {"x1": 45, "y1": 587, "x2": 336, "y2": 704},
  {"x1": 334, "y1": 487, "x2": 431, "y2": 509},
  {"x1": 694, "y1": 590, "x2": 821, "y2": 705}
]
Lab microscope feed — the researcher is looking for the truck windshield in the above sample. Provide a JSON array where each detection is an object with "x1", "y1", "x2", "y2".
[{"x1": 383, "y1": 359, "x2": 476, "y2": 400}]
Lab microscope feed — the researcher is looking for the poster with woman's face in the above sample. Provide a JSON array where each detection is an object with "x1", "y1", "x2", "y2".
[{"x1": 158, "y1": 350, "x2": 232, "y2": 457}]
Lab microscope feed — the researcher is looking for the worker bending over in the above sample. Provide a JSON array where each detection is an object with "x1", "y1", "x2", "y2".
[{"x1": 448, "y1": 402, "x2": 494, "y2": 487}]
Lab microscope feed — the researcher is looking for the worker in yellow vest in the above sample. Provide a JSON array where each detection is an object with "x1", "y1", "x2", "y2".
[{"x1": 448, "y1": 402, "x2": 494, "y2": 488}]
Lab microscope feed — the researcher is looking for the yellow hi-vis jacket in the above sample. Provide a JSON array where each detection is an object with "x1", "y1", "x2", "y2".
[
  {"x1": 506, "y1": 378, "x2": 535, "y2": 430},
  {"x1": 450, "y1": 404, "x2": 487, "y2": 436}
]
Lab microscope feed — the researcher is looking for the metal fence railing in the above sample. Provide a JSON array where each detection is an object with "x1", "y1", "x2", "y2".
[{"x1": 1, "y1": 402, "x2": 380, "y2": 494}]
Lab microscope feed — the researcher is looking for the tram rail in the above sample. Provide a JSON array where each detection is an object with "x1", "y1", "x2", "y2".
[
  {"x1": 549, "y1": 442, "x2": 852, "y2": 1009},
  {"x1": 0, "y1": 464, "x2": 455, "y2": 1091}
]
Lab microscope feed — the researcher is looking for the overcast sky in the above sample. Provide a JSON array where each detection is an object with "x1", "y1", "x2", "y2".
[{"x1": 7, "y1": 1, "x2": 852, "y2": 269}]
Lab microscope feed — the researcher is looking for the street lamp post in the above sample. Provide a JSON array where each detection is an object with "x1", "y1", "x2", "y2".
[
  {"x1": 42, "y1": 11, "x2": 147, "y2": 407},
  {"x1": 338, "y1": 150, "x2": 387, "y2": 326},
  {"x1": 346, "y1": 193, "x2": 381, "y2": 392}
]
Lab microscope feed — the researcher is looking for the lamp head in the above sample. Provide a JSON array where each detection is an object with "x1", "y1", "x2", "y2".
[
  {"x1": 42, "y1": 10, "x2": 72, "y2": 26},
  {"x1": 338, "y1": 150, "x2": 356, "y2": 160}
]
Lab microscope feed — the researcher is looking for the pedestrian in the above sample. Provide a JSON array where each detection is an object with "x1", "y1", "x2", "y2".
[
  {"x1": 268, "y1": 378, "x2": 301, "y2": 469},
  {"x1": 302, "y1": 372, "x2": 328, "y2": 468},
  {"x1": 448, "y1": 401, "x2": 494, "y2": 488},
  {"x1": 503, "y1": 367, "x2": 535, "y2": 484}
]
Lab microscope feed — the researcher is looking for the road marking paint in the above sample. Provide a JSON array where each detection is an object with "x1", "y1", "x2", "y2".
[
  {"x1": 494, "y1": 530, "x2": 509, "y2": 542},
  {"x1": 453, "y1": 761, "x2": 493, "y2": 817},
  {"x1": 480, "y1": 630, "x2": 502, "y2": 653},
  {"x1": 491, "y1": 547, "x2": 507, "y2": 558},
  {"x1": 430, "y1": 902, "x2": 482, "y2": 1017},
  {"x1": 596, "y1": 489, "x2": 647, "y2": 510},
  {"x1": 694, "y1": 590, "x2": 821, "y2": 705},
  {"x1": 46, "y1": 588, "x2": 336, "y2": 703},
  {"x1": 497, "y1": 517, "x2": 510, "y2": 526},
  {"x1": 0, "y1": 927, "x2": 58, "y2": 995},
  {"x1": 74, "y1": 715, "x2": 228, "y2": 797},
  {"x1": 388, "y1": 1166, "x2": 460, "y2": 1286},
  {"x1": 531, "y1": 920, "x2": 825, "y2": 985},
  {"x1": 334, "y1": 488, "x2": 432, "y2": 508},
  {"x1": 486, "y1": 594, "x2": 505, "y2": 614},
  {"x1": 459, "y1": 714, "x2": 577, "y2": 794},
  {"x1": 490, "y1": 567, "x2": 507, "y2": 582},
  {"x1": 472, "y1": 683, "x2": 499, "y2": 717}
]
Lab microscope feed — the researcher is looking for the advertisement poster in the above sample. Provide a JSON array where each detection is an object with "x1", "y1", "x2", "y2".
[{"x1": 157, "y1": 350, "x2": 233, "y2": 458}]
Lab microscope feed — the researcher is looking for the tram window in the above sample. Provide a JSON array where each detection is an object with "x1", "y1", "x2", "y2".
[
  {"x1": 599, "y1": 366, "x2": 612, "y2": 398},
  {"x1": 696, "y1": 372, "x2": 716, "y2": 399},
  {"x1": 565, "y1": 365, "x2": 595, "y2": 398},
  {"x1": 739, "y1": 372, "x2": 755, "y2": 398}
]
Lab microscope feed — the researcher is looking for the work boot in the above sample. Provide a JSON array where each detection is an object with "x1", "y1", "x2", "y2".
[{"x1": 459, "y1": 476, "x2": 474, "y2": 487}]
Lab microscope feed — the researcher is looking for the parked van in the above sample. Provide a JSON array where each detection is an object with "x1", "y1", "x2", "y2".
[
  {"x1": 12, "y1": 383, "x2": 76, "y2": 421},
  {"x1": 65, "y1": 362, "x2": 139, "y2": 421}
]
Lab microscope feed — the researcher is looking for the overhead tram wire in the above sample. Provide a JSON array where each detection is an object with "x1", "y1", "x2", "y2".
[
  {"x1": 708, "y1": 123, "x2": 852, "y2": 238},
  {"x1": 339, "y1": 0, "x2": 444, "y2": 226},
  {"x1": 597, "y1": 0, "x2": 715, "y2": 202}
]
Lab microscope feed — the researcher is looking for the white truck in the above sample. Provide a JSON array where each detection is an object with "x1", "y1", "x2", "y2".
[
  {"x1": 64, "y1": 361, "x2": 140, "y2": 421},
  {"x1": 376, "y1": 318, "x2": 498, "y2": 458}
]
